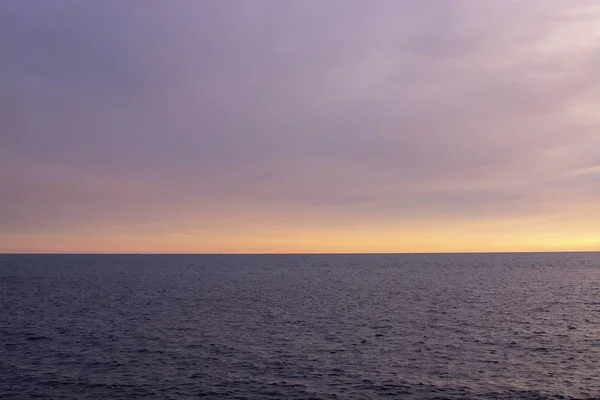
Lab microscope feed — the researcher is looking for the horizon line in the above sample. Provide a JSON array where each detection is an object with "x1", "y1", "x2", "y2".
[{"x1": 2, "y1": 250, "x2": 599, "y2": 256}]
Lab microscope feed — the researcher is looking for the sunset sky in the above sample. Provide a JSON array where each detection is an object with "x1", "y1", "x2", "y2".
[{"x1": 1, "y1": 1, "x2": 600, "y2": 253}]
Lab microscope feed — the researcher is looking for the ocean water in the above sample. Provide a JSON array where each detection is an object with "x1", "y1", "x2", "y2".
[{"x1": 1, "y1": 253, "x2": 599, "y2": 399}]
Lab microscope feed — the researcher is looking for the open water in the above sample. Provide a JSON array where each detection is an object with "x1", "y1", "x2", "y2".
[{"x1": 1, "y1": 253, "x2": 600, "y2": 399}]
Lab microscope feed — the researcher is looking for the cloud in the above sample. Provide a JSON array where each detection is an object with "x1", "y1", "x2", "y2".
[{"x1": 1, "y1": 0, "x2": 599, "y2": 250}]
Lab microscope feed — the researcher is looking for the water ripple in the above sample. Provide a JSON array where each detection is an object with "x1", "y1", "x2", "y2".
[{"x1": 1, "y1": 253, "x2": 599, "y2": 399}]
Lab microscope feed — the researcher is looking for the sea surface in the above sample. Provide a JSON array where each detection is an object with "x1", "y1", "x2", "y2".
[{"x1": 1, "y1": 253, "x2": 600, "y2": 399}]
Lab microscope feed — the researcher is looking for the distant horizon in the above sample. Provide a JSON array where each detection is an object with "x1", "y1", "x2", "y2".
[{"x1": 3, "y1": 250, "x2": 600, "y2": 256}]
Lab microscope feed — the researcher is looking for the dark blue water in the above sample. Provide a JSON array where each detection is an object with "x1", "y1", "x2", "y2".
[{"x1": 1, "y1": 253, "x2": 600, "y2": 399}]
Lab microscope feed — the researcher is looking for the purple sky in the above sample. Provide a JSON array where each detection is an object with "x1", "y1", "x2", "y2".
[{"x1": 1, "y1": 1, "x2": 599, "y2": 252}]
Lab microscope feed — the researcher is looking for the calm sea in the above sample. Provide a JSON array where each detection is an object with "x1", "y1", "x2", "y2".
[{"x1": 1, "y1": 253, "x2": 599, "y2": 399}]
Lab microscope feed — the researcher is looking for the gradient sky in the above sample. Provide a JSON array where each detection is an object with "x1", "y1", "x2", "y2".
[{"x1": 1, "y1": 0, "x2": 600, "y2": 253}]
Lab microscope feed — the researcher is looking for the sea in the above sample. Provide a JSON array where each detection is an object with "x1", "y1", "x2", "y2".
[{"x1": 1, "y1": 253, "x2": 599, "y2": 399}]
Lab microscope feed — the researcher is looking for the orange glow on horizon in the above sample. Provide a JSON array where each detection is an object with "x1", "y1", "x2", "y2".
[{"x1": 2, "y1": 215, "x2": 598, "y2": 254}]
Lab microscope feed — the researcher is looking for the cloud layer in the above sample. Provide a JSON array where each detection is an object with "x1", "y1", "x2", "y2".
[{"x1": 1, "y1": 0, "x2": 599, "y2": 252}]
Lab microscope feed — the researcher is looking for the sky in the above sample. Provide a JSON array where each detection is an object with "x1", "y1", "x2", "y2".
[{"x1": 1, "y1": 0, "x2": 600, "y2": 253}]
